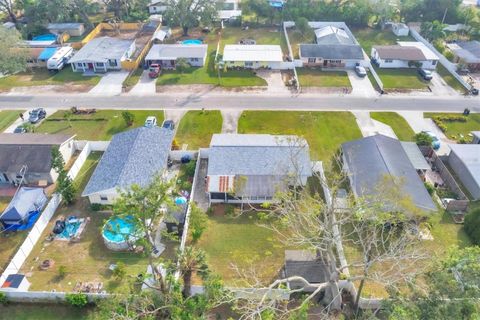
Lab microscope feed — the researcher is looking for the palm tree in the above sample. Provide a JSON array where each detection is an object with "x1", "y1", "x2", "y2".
[{"x1": 177, "y1": 247, "x2": 209, "y2": 297}]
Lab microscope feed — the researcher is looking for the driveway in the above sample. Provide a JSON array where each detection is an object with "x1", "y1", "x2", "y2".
[
  {"x1": 129, "y1": 70, "x2": 157, "y2": 95},
  {"x1": 89, "y1": 71, "x2": 129, "y2": 95},
  {"x1": 397, "y1": 111, "x2": 452, "y2": 155},
  {"x1": 256, "y1": 70, "x2": 290, "y2": 94},
  {"x1": 352, "y1": 111, "x2": 397, "y2": 138},
  {"x1": 347, "y1": 70, "x2": 377, "y2": 98},
  {"x1": 4, "y1": 107, "x2": 58, "y2": 133},
  {"x1": 429, "y1": 71, "x2": 459, "y2": 96},
  {"x1": 221, "y1": 109, "x2": 242, "y2": 133}
]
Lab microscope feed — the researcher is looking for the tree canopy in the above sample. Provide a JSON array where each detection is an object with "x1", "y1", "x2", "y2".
[
  {"x1": 163, "y1": 0, "x2": 218, "y2": 36},
  {"x1": 0, "y1": 28, "x2": 27, "y2": 75}
]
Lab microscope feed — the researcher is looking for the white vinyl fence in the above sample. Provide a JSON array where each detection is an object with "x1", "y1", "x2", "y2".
[{"x1": 283, "y1": 21, "x2": 301, "y2": 92}]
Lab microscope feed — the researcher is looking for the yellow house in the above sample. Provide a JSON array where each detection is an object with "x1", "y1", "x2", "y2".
[{"x1": 222, "y1": 45, "x2": 283, "y2": 69}]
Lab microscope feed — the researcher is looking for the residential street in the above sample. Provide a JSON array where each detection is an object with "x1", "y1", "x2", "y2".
[{"x1": 0, "y1": 92, "x2": 478, "y2": 112}]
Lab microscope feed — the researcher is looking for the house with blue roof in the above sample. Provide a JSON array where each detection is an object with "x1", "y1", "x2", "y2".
[{"x1": 82, "y1": 126, "x2": 174, "y2": 204}]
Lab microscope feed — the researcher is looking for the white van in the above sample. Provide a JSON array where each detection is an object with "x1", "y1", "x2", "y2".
[{"x1": 47, "y1": 46, "x2": 74, "y2": 70}]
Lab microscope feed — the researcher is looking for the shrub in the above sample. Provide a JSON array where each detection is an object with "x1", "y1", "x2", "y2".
[
  {"x1": 0, "y1": 292, "x2": 7, "y2": 305},
  {"x1": 190, "y1": 204, "x2": 208, "y2": 243},
  {"x1": 444, "y1": 50, "x2": 454, "y2": 62},
  {"x1": 90, "y1": 203, "x2": 102, "y2": 211},
  {"x1": 66, "y1": 293, "x2": 88, "y2": 308},
  {"x1": 225, "y1": 204, "x2": 235, "y2": 216},
  {"x1": 184, "y1": 161, "x2": 197, "y2": 178},
  {"x1": 112, "y1": 262, "x2": 126, "y2": 280},
  {"x1": 58, "y1": 265, "x2": 67, "y2": 278},
  {"x1": 121, "y1": 111, "x2": 135, "y2": 126},
  {"x1": 424, "y1": 182, "x2": 434, "y2": 196},
  {"x1": 464, "y1": 209, "x2": 480, "y2": 245},
  {"x1": 414, "y1": 132, "x2": 433, "y2": 146}
]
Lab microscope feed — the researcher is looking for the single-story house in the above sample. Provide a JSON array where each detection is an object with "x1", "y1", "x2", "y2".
[
  {"x1": 341, "y1": 134, "x2": 436, "y2": 212},
  {"x1": 299, "y1": 22, "x2": 364, "y2": 68},
  {"x1": 1, "y1": 274, "x2": 30, "y2": 291},
  {"x1": 472, "y1": 131, "x2": 480, "y2": 144},
  {"x1": 145, "y1": 44, "x2": 208, "y2": 69},
  {"x1": 391, "y1": 22, "x2": 409, "y2": 36},
  {"x1": 47, "y1": 23, "x2": 85, "y2": 37},
  {"x1": 222, "y1": 45, "x2": 284, "y2": 69},
  {"x1": 446, "y1": 41, "x2": 480, "y2": 71},
  {"x1": 447, "y1": 144, "x2": 480, "y2": 200},
  {"x1": 69, "y1": 36, "x2": 136, "y2": 73},
  {"x1": 371, "y1": 42, "x2": 439, "y2": 69},
  {"x1": 0, "y1": 187, "x2": 47, "y2": 229},
  {"x1": 0, "y1": 133, "x2": 75, "y2": 185},
  {"x1": 284, "y1": 250, "x2": 330, "y2": 292},
  {"x1": 82, "y1": 126, "x2": 174, "y2": 205},
  {"x1": 206, "y1": 134, "x2": 312, "y2": 204},
  {"x1": 148, "y1": 0, "x2": 168, "y2": 14}
]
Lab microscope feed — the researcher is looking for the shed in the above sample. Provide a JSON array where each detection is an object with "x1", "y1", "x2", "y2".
[
  {"x1": 48, "y1": 23, "x2": 85, "y2": 37},
  {"x1": 1, "y1": 274, "x2": 30, "y2": 291},
  {"x1": 0, "y1": 187, "x2": 47, "y2": 228},
  {"x1": 392, "y1": 23, "x2": 409, "y2": 36},
  {"x1": 284, "y1": 250, "x2": 330, "y2": 291}
]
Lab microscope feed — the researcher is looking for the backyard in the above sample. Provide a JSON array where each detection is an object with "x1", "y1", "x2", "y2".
[
  {"x1": 36, "y1": 110, "x2": 165, "y2": 140},
  {"x1": 175, "y1": 110, "x2": 223, "y2": 149},
  {"x1": 0, "y1": 69, "x2": 100, "y2": 92},
  {"x1": 287, "y1": 28, "x2": 313, "y2": 59},
  {"x1": 370, "y1": 112, "x2": 415, "y2": 141},
  {"x1": 237, "y1": 111, "x2": 362, "y2": 162},
  {"x1": 219, "y1": 26, "x2": 287, "y2": 52},
  {"x1": 195, "y1": 212, "x2": 290, "y2": 286},
  {"x1": 352, "y1": 27, "x2": 416, "y2": 57},
  {"x1": 0, "y1": 110, "x2": 23, "y2": 131},
  {"x1": 424, "y1": 112, "x2": 480, "y2": 141},
  {"x1": 0, "y1": 303, "x2": 94, "y2": 320},
  {"x1": 297, "y1": 69, "x2": 352, "y2": 88}
]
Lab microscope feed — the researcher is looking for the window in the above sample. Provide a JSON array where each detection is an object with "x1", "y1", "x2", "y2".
[
  {"x1": 95, "y1": 62, "x2": 104, "y2": 67},
  {"x1": 245, "y1": 61, "x2": 253, "y2": 67},
  {"x1": 308, "y1": 58, "x2": 316, "y2": 63},
  {"x1": 100, "y1": 195, "x2": 108, "y2": 201},
  {"x1": 191, "y1": 58, "x2": 199, "y2": 62},
  {"x1": 385, "y1": 59, "x2": 393, "y2": 63},
  {"x1": 432, "y1": 60, "x2": 437, "y2": 65},
  {"x1": 108, "y1": 59, "x2": 118, "y2": 67}
]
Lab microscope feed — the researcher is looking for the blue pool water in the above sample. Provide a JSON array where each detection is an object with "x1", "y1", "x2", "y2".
[
  {"x1": 32, "y1": 34, "x2": 56, "y2": 41},
  {"x1": 182, "y1": 39, "x2": 202, "y2": 45},
  {"x1": 103, "y1": 216, "x2": 136, "y2": 243},
  {"x1": 57, "y1": 219, "x2": 82, "y2": 239}
]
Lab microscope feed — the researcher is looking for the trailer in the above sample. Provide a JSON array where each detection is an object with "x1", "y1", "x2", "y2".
[{"x1": 47, "y1": 46, "x2": 74, "y2": 71}]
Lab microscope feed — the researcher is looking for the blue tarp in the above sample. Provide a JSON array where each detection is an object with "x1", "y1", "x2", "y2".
[
  {"x1": 0, "y1": 187, "x2": 47, "y2": 227},
  {"x1": 38, "y1": 47, "x2": 58, "y2": 61}
]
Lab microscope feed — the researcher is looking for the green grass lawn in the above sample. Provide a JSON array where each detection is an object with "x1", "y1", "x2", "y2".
[
  {"x1": 175, "y1": 110, "x2": 223, "y2": 149},
  {"x1": 0, "y1": 303, "x2": 94, "y2": 320},
  {"x1": 297, "y1": 69, "x2": 351, "y2": 88},
  {"x1": 287, "y1": 29, "x2": 314, "y2": 59},
  {"x1": 0, "y1": 69, "x2": 100, "y2": 91},
  {"x1": 424, "y1": 113, "x2": 480, "y2": 141},
  {"x1": 436, "y1": 64, "x2": 469, "y2": 94},
  {"x1": 375, "y1": 68, "x2": 429, "y2": 90},
  {"x1": 370, "y1": 112, "x2": 416, "y2": 141},
  {"x1": 238, "y1": 111, "x2": 362, "y2": 161},
  {"x1": 36, "y1": 110, "x2": 165, "y2": 140},
  {"x1": 352, "y1": 27, "x2": 416, "y2": 57},
  {"x1": 122, "y1": 68, "x2": 143, "y2": 89},
  {"x1": 0, "y1": 110, "x2": 23, "y2": 131},
  {"x1": 196, "y1": 214, "x2": 289, "y2": 286},
  {"x1": 220, "y1": 26, "x2": 287, "y2": 52}
]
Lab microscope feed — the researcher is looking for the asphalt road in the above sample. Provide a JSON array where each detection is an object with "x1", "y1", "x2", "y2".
[{"x1": 0, "y1": 92, "x2": 478, "y2": 112}]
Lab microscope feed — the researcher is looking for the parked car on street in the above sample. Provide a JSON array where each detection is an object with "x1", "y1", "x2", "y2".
[
  {"x1": 13, "y1": 126, "x2": 27, "y2": 133},
  {"x1": 28, "y1": 108, "x2": 46, "y2": 124},
  {"x1": 418, "y1": 68, "x2": 433, "y2": 81},
  {"x1": 162, "y1": 120, "x2": 175, "y2": 130},
  {"x1": 422, "y1": 130, "x2": 440, "y2": 150},
  {"x1": 144, "y1": 116, "x2": 157, "y2": 128},
  {"x1": 355, "y1": 64, "x2": 367, "y2": 77}
]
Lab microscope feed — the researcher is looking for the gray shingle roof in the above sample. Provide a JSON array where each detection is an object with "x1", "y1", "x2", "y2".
[
  {"x1": 342, "y1": 134, "x2": 436, "y2": 212},
  {"x1": 82, "y1": 126, "x2": 174, "y2": 196},
  {"x1": 284, "y1": 250, "x2": 329, "y2": 289},
  {"x1": 450, "y1": 41, "x2": 480, "y2": 63},
  {"x1": 0, "y1": 133, "x2": 74, "y2": 145},
  {"x1": 401, "y1": 142, "x2": 430, "y2": 171},
  {"x1": 299, "y1": 44, "x2": 364, "y2": 60},
  {"x1": 448, "y1": 144, "x2": 480, "y2": 188},
  {"x1": 69, "y1": 37, "x2": 134, "y2": 63},
  {"x1": 373, "y1": 45, "x2": 426, "y2": 61},
  {"x1": 0, "y1": 145, "x2": 53, "y2": 173}
]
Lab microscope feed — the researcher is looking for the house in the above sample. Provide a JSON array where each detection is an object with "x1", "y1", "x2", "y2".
[
  {"x1": 145, "y1": 44, "x2": 208, "y2": 68},
  {"x1": 206, "y1": 134, "x2": 312, "y2": 204},
  {"x1": 283, "y1": 250, "x2": 330, "y2": 292},
  {"x1": 391, "y1": 22, "x2": 409, "y2": 36},
  {"x1": 0, "y1": 133, "x2": 76, "y2": 185},
  {"x1": 47, "y1": 23, "x2": 85, "y2": 37},
  {"x1": 1, "y1": 274, "x2": 30, "y2": 291},
  {"x1": 148, "y1": 0, "x2": 168, "y2": 14},
  {"x1": 69, "y1": 37, "x2": 136, "y2": 73},
  {"x1": 447, "y1": 144, "x2": 480, "y2": 200},
  {"x1": 341, "y1": 134, "x2": 436, "y2": 212},
  {"x1": 299, "y1": 22, "x2": 364, "y2": 68},
  {"x1": 222, "y1": 45, "x2": 284, "y2": 69},
  {"x1": 446, "y1": 41, "x2": 480, "y2": 71},
  {"x1": 371, "y1": 42, "x2": 439, "y2": 69},
  {"x1": 472, "y1": 131, "x2": 480, "y2": 144},
  {"x1": 82, "y1": 126, "x2": 174, "y2": 205}
]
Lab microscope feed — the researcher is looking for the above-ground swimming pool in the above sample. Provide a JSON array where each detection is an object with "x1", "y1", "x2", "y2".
[
  {"x1": 32, "y1": 34, "x2": 57, "y2": 41},
  {"x1": 182, "y1": 39, "x2": 202, "y2": 45},
  {"x1": 102, "y1": 216, "x2": 139, "y2": 251}
]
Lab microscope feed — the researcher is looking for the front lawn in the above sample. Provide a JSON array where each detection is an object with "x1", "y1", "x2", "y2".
[
  {"x1": 424, "y1": 113, "x2": 480, "y2": 141},
  {"x1": 0, "y1": 110, "x2": 23, "y2": 131},
  {"x1": 0, "y1": 69, "x2": 100, "y2": 92},
  {"x1": 375, "y1": 68, "x2": 429, "y2": 90},
  {"x1": 436, "y1": 64, "x2": 469, "y2": 94},
  {"x1": 297, "y1": 69, "x2": 351, "y2": 88},
  {"x1": 370, "y1": 112, "x2": 416, "y2": 141},
  {"x1": 175, "y1": 110, "x2": 223, "y2": 149},
  {"x1": 36, "y1": 110, "x2": 165, "y2": 140},
  {"x1": 238, "y1": 111, "x2": 362, "y2": 162},
  {"x1": 352, "y1": 27, "x2": 416, "y2": 57},
  {"x1": 196, "y1": 213, "x2": 289, "y2": 286}
]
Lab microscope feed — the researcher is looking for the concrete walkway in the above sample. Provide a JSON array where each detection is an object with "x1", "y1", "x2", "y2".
[
  {"x1": 89, "y1": 71, "x2": 129, "y2": 96},
  {"x1": 347, "y1": 70, "x2": 378, "y2": 98},
  {"x1": 352, "y1": 111, "x2": 397, "y2": 138},
  {"x1": 221, "y1": 109, "x2": 242, "y2": 133},
  {"x1": 129, "y1": 70, "x2": 156, "y2": 95}
]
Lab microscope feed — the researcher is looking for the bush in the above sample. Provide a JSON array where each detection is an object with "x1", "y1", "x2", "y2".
[
  {"x1": 225, "y1": 204, "x2": 235, "y2": 216},
  {"x1": 414, "y1": 132, "x2": 433, "y2": 146},
  {"x1": 121, "y1": 111, "x2": 135, "y2": 127},
  {"x1": 184, "y1": 161, "x2": 197, "y2": 178},
  {"x1": 424, "y1": 182, "x2": 434, "y2": 196},
  {"x1": 0, "y1": 292, "x2": 7, "y2": 305},
  {"x1": 90, "y1": 203, "x2": 102, "y2": 211},
  {"x1": 112, "y1": 262, "x2": 126, "y2": 280},
  {"x1": 58, "y1": 265, "x2": 67, "y2": 278},
  {"x1": 464, "y1": 209, "x2": 480, "y2": 245},
  {"x1": 66, "y1": 293, "x2": 88, "y2": 308}
]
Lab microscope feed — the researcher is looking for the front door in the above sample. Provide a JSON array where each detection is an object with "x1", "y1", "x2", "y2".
[
  {"x1": 88, "y1": 63, "x2": 94, "y2": 70},
  {"x1": 323, "y1": 60, "x2": 328, "y2": 67}
]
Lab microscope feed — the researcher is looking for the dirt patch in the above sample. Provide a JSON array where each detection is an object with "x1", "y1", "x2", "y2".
[
  {"x1": 211, "y1": 204, "x2": 226, "y2": 216},
  {"x1": 300, "y1": 87, "x2": 352, "y2": 94},
  {"x1": 156, "y1": 84, "x2": 267, "y2": 94},
  {"x1": 9, "y1": 84, "x2": 94, "y2": 94}
]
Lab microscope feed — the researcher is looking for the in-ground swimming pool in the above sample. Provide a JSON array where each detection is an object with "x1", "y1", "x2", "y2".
[
  {"x1": 102, "y1": 216, "x2": 139, "y2": 251},
  {"x1": 182, "y1": 39, "x2": 202, "y2": 45},
  {"x1": 32, "y1": 34, "x2": 57, "y2": 41}
]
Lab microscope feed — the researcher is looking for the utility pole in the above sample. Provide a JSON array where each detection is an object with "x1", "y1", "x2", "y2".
[{"x1": 441, "y1": 7, "x2": 448, "y2": 25}]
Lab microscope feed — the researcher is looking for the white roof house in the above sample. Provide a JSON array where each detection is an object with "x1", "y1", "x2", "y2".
[
  {"x1": 397, "y1": 41, "x2": 438, "y2": 61},
  {"x1": 146, "y1": 44, "x2": 208, "y2": 61},
  {"x1": 223, "y1": 45, "x2": 283, "y2": 62}
]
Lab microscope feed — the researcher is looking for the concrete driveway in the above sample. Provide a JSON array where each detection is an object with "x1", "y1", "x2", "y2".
[
  {"x1": 4, "y1": 108, "x2": 58, "y2": 133},
  {"x1": 221, "y1": 109, "x2": 242, "y2": 133},
  {"x1": 256, "y1": 70, "x2": 290, "y2": 94},
  {"x1": 129, "y1": 70, "x2": 157, "y2": 95},
  {"x1": 429, "y1": 71, "x2": 459, "y2": 96},
  {"x1": 89, "y1": 71, "x2": 129, "y2": 95},
  {"x1": 352, "y1": 111, "x2": 397, "y2": 138},
  {"x1": 347, "y1": 70, "x2": 377, "y2": 97}
]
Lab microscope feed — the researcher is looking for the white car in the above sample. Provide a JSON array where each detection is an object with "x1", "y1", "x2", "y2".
[{"x1": 144, "y1": 116, "x2": 157, "y2": 128}]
